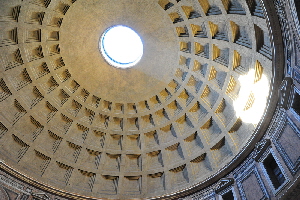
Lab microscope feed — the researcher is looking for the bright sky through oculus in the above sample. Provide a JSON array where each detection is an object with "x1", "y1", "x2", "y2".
[{"x1": 100, "y1": 25, "x2": 143, "y2": 68}]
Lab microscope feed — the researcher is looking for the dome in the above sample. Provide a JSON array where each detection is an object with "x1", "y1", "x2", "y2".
[{"x1": 0, "y1": 0, "x2": 293, "y2": 199}]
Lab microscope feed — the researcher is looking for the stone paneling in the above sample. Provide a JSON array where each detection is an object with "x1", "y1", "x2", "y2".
[
  {"x1": 236, "y1": 165, "x2": 269, "y2": 200},
  {"x1": 273, "y1": 117, "x2": 300, "y2": 175}
]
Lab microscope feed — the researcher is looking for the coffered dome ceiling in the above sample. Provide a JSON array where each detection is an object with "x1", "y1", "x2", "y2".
[{"x1": 0, "y1": 0, "x2": 276, "y2": 199}]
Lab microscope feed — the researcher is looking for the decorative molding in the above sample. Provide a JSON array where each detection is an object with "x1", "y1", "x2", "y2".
[
  {"x1": 0, "y1": 160, "x2": 99, "y2": 200},
  {"x1": 233, "y1": 154, "x2": 255, "y2": 179},
  {"x1": 32, "y1": 193, "x2": 51, "y2": 200},
  {"x1": 179, "y1": 186, "x2": 216, "y2": 200},
  {"x1": 273, "y1": 0, "x2": 294, "y2": 76},
  {"x1": 278, "y1": 77, "x2": 294, "y2": 110},
  {"x1": 214, "y1": 178, "x2": 234, "y2": 194},
  {"x1": 253, "y1": 139, "x2": 271, "y2": 162},
  {"x1": 288, "y1": 0, "x2": 300, "y2": 38},
  {"x1": 265, "y1": 108, "x2": 287, "y2": 138},
  {"x1": 0, "y1": 174, "x2": 26, "y2": 193}
]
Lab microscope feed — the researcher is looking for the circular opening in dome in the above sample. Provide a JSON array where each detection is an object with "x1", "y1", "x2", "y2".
[{"x1": 100, "y1": 25, "x2": 143, "y2": 69}]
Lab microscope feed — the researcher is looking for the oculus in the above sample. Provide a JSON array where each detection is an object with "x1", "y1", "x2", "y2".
[{"x1": 100, "y1": 25, "x2": 143, "y2": 69}]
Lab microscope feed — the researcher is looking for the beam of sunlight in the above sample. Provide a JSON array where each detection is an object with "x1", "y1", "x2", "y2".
[{"x1": 233, "y1": 69, "x2": 270, "y2": 125}]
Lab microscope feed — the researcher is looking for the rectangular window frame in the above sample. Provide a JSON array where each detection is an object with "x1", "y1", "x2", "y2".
[
  {"x1": 259, "y1": 148, "x2": 290, "y2": 196},
  {"x1": 290, "y1": 85, "x2": 300, "y2": 119},
  {"x1": 217, "y1": 187, "x2": 237, "y2": 200}
]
